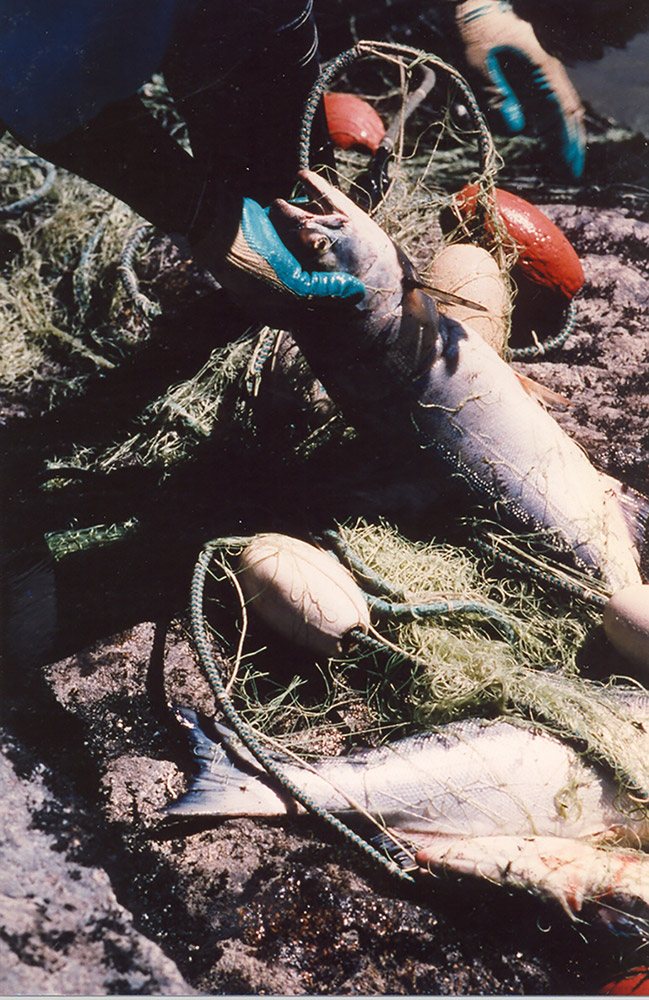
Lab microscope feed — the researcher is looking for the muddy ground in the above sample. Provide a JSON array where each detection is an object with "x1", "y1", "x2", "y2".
[{"x1": 2, "y1": 126, "x2": 649, "y2": 994}]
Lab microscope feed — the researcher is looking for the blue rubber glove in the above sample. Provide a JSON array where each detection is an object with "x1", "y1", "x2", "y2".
[
  {"x1": 454, "y1": 0, "x2": 586, "y2": 179},
  {"x1": 203, "y1": 197, "x2": 365, "y2": 319}
]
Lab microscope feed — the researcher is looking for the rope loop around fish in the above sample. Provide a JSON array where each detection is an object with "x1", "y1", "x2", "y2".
[
  {"x1": 189, "y1": 539, "x2": 417, "y2": 885},
  {"x1": 298, "y1": 40, "x2": 496, "y2": 183}
]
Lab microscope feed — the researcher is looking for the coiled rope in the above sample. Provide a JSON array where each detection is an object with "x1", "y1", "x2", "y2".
[
  {"x1": 189, "y1": 540, "x2": 417, "y2": 885},
  {"x1": 509, "y1": 297, "x2": 578, "y2": 361},
  {"x1": 0, "y1": 156, "x2": 56, "y2": 218},
  {"x1": 117, "y1": 223, "x2": 162, "y2": 319}
]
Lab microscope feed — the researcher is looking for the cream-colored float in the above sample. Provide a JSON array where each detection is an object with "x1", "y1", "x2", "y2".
[
  {"x1": 428, "y1": 243, "x2": 509, "y2": 354},
  {"x1": 237, "y1": 533, "x2": 369, "y2": 657},
  {"x1": 603, "y1": 583, "x2": 649, "y2": 671}
]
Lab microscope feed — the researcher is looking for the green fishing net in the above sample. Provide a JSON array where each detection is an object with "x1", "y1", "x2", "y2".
[{"x1": 2, "y1": 47, "x2": 648, "y2": 814}]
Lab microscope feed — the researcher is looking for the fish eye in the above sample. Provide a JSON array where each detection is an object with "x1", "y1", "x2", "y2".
[{"x1": 312, "y1": 234, "x2": 331, "y2": 253}]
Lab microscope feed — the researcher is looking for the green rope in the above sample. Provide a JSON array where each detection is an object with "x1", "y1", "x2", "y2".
[
  {"x1": 0, "y1": 155, "x2": 56, "y2": 217},
  {"x1": 473, "y1": 536, "x2": 608, "y2": 608},
  {"x1": 117, "y1": 223, "x2": 162, "y2": 319},
  {"x1": 365, "y1": 594, "x2": 516, "y2": 643},
  {"x1": 74, "y1": 224, "x2": 105, "y2": 323},
  {"x1": 320, "y1": 528, "x2": 516, "y2": 640},
  {"x1": 509, "y1": 297, "x2": 578, "y2": 361},
  {"x1": 298, "y1": 40, "x2": 495, "y2": 179},
  {"x1": 319, "y1": 527, "x2": 408, "y2": 601},
  {"x1": 189, "y1": 541, "x2": 416, "y2": 885}
]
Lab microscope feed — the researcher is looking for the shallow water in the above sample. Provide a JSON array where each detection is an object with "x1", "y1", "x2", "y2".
[{"x1": 571, "y1": 31, "x2": 649, "y2": 134}]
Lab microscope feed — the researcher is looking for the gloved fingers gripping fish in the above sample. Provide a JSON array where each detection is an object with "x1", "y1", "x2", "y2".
[
  {"x1": 167, "y1": 707, "x2": 649, "y2": 937},
  {"x1": 268, "y1": 170, "x2": 649, "y2": 593}
]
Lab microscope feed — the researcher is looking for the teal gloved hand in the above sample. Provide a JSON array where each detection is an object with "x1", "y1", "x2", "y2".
[
  {"x1": 455, "y1": 0, "x2": 586, "y2": 179},
  {"x1": 206, "y1": 197, "x2": 365, "y2": 320}
]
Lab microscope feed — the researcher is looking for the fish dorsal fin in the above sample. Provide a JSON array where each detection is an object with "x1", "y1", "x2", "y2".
[
  {"x1": 601, "y1": 474, "x2": 649, "y2": 565},
  {"x1": 514, "y1": 371, "x2": 572, "y2": 409}
]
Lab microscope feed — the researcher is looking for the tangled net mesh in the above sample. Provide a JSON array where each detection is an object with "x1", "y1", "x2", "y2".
[
  {"x1": 197, "y1": 519, "x2": 649, "y2": 816},
  {"x1": 3, "y1": 46, "x2": 649, "y2": 824}
]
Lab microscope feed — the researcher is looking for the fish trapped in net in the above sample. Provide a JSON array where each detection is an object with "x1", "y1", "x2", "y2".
[
  {"x1": 268, "y1": 169, "x2": 649, "y2": 595},
  {"x1": 166, "y1": 702, "x2": 649, "y2": 940}
]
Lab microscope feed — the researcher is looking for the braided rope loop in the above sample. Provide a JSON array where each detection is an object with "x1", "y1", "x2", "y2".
[
  {"x1": 190, "y1": 541, "x2": 416, "y2": 885},
  {"x1": 0, "y1": 156, "x2": 56, "y2": 218},
  {"x1": 298, "y1": 40, "x2": 495, "y2": 180}
]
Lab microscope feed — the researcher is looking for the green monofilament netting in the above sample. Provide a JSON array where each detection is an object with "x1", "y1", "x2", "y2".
[
  {"x1": 337, "y1": 522, "x2": 649, "y2": 805},
  {"x1": 0, "y1": 136, "x2": 146, "y2": 388},
  {"x1": 196, "y1": 520, "x2": 649, "y2": 812}
]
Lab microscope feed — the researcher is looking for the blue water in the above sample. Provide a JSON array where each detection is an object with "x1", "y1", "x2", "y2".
[{"x1": 570, "y1": 31, "x2": 649, "y2": 134}]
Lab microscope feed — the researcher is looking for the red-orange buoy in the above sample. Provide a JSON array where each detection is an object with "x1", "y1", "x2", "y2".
[
  {"x1": 453, "y1": 184, "x2": 584, "y2": 299},
  {"x1": 323, "y1": 92, "x2": 386, "y2": 155},
  {"x1": 601, "y1": 968, "x2": 649, "y2": 995}
]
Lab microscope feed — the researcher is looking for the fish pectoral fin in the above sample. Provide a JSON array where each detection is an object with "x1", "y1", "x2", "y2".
[
  {"x1": 370, "y1": 827, "x2": 420, "y2": 871},
  {"x1": 513, "y1": 371, "x2": 572, "y2": 409},
  {"x1": 414, "y1": 834, "x2": 649, "y2": 928},
  {"x1": 601, "y1": 473, "x2": 649, "y2": 565}
]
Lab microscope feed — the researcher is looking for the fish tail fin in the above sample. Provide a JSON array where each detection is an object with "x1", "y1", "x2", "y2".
[
  {"x1": 165, "y1": 708, "x2": 290, "y2": 819},
  {"x1": 602, "y1": 474, "x2": 649, "y2": 572}
]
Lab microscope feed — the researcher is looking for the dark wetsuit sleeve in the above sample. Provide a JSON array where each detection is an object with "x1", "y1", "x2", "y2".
[
  {"x1": 0, "y1": 0, "x2": 196, "y2": 146},
  {"x1": 8, "y1": 1, "x2": 325, "y2": 254}
]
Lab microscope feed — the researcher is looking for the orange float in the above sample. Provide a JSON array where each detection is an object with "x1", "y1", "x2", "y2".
[
  {"x1": 323, "y1": 92, "x2": 386, "y2": 155},
  {"x1": 601, "y1": 968, "x2": 649, "y2": 995},
  {"x1": 452, "y1": 184, "x2": 584, "y2": 299}
]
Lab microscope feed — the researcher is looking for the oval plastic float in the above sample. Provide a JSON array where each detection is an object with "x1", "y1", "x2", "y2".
[
  {"x1": 601, "y1": 968, "x2": 649, "y2": 996},
  {"x1": 602, "y1": 583, "x2": 649, "y2": 672},
  {"x1": 428, "y1": 243, "x2": 509, "y2": 354},
  {"x1": 237, "y1": 533, "x2": 370, "y2": 657},
  {"x1": 323, "y1": 92, "x2": 386, "y2": 154},
  {"x1": 452, "y1": 184, "x2": 584, "y2": 299}
]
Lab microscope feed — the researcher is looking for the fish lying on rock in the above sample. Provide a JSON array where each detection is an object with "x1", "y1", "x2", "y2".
[
  {"x1": 268, "y1": 170, "x2": 648, "y2": 593},
  {"x1": 168, "y1": 706, "x2": 649, "y2": 936}
]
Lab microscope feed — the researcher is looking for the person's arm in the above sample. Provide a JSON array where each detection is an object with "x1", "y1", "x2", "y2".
[{"x1": 31, "y1": 94, "x2": 363, "y2": 324}]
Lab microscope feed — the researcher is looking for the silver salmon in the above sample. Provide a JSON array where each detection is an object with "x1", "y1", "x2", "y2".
[
  {"x1": 269, "y1": 171, "x2": 647, "y2": 593},
  {"x1": 168, "y1": 707, "x2": 649, "y2": 934}
]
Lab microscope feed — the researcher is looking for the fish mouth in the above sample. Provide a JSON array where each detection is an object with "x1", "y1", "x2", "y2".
[
  {"x1": 294, "y1": 169, "x2": 352, "y2": 216},
  {"x1": 270, "y1": 169, "x2": 371, "y2": 231},
  {"x1": 269, "y1": 169, "x2": 373, "y2": 260}
]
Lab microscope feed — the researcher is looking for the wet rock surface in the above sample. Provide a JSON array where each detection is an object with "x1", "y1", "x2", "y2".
[
  {"x1": 2, "y1": 195, "x2": 649, "y2": 993},
  {"x1": 1, "y1": 624, "x2": 615, "y2": 996}
]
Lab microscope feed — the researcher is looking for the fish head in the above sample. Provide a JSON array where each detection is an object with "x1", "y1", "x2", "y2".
[
  {"x1": 269, "y1": 169, "x2": 403, "y2": 307},
  {"x1": 270, "y1": 170, "x2": 443, "y2": 407}
]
